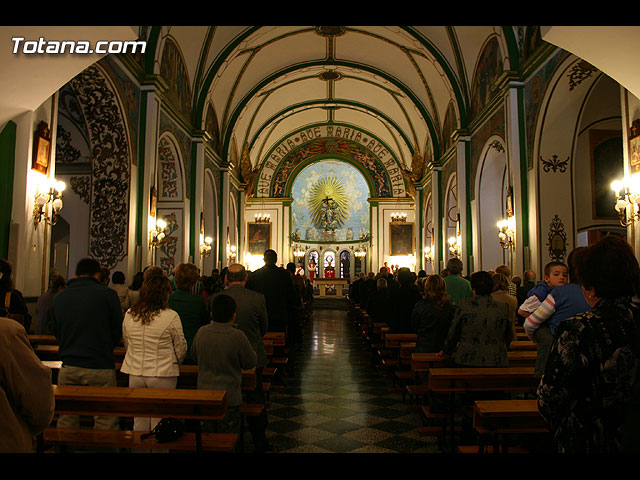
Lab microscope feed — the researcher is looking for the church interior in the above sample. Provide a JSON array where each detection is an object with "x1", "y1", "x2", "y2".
[{"x1": 3, "y1": 25, "x2": 640, "y2": 454}]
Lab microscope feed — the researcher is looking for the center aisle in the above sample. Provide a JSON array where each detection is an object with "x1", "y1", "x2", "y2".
[{"x1": 262, "y1": 297, "x2": 440, "y2": 453}]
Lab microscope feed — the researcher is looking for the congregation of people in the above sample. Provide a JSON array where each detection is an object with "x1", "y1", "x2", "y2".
[{"x1": 2, "y1": 234, "x2": 640, "y2": 453}]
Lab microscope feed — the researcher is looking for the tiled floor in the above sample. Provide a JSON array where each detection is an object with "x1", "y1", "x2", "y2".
[{"x1": 259, "y1": 297, "x2": 441, "y2": 453}]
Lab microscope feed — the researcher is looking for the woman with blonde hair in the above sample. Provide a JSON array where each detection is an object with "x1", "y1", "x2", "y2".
[
  {"x1": 121, "y1": 270, "x2": 187, "y2": 439},
  {"x1": 411, "y1": 274, "x2": 456, "y2": 353}
]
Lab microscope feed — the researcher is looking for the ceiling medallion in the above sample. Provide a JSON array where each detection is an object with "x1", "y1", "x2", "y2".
[
  {"x1": 318, "y1": 70, "x2": 342, "y2": 81},
  {"x1": 314, "y1": 26, "x2": 346, "y2": 37}
]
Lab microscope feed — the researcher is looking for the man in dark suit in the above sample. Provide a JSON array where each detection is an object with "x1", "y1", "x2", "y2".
[
  {"x1": 211, "y1": 263, "x2": 269, "y2": 452},
  {"x1": 246, "y1": 249, "x2": 299, "y2": 376},
  {"x1": 246, "y1": 250, "x2": 297, "y2": 334}
]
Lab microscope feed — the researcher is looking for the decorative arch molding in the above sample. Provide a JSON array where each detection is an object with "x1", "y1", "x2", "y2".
[
  {"x1": 255, "y1": 124, "x2": 407, "y2": 199},
  {"x1": 474, "y1": 135, "x2": 508, "y2": 270},
  {"x1": 68, "y1": 62, "x2": 132, "y2": 269}
]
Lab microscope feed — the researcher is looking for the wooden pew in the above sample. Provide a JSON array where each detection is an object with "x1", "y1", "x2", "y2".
[
  {"x1": 411, "y1": 351, "x2": 537, "y2": 373},
  {"x1": 509, "y1": 340, "x2": 536, "y2": 351},
  {"x1": 35, "y1": 344, "x2": 126, "y2": 361},
  {"x1": 472, "y1": 399, "x2": 549, "y2": 453},
  {"x1": 427, "y1": 367, "x2": 538, "y2": 452},
  {"x1": 41, "y1": 385, "x2": 235, "y2": 453}
]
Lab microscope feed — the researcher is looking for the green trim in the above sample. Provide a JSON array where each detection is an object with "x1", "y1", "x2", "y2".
[
  {"x1": 436, "y1": 169, "x2": 443, "y2": 270},
  {"x1": 144, "y1": 27, "x2": 162, "y2": 75},
  {"x1": 136, "y1": 92, "x2": 149, "y2": 248},
  {"x1": 464, "y1": 139, "x2": 473, "y2": 267},
  {"x1": 517, "y1": 86, "x2": 529, "y2": 247},
  {"x1": 501, "y1": 26, "x2": 521, "y2": 71},
  {"x1": 0, "y1": 121, "x2": 16, "y2": 259},
  {"x1": 189, "y1": 140, "x2": 198, "y2": 259}
]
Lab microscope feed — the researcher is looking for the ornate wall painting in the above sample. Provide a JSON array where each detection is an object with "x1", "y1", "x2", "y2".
[
  {"x1": 547, "y1": 214, "x2": 567, "y2": 262},
  {"x1": 291, "y1": 160, "x2": 370, "y2": 243},
  {"x1": 247, "y1": 222, "x2": 271, "y2": 255},
  {"x1": 390, "y1": 222, "x2": 414, "y2": 256},
  {"x1": 157, "y1": 136, "x2": 183, "y2": 201},
  {"x1": 470, "y1": 36, "x2": 503, "y2": 120},
  {"x1": 155, "y1": 208, "x2": 183, "y2": 278}
]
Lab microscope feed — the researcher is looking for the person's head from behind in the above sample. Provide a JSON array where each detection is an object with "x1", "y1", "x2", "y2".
[
  {"x1": 0, "y1": 259, "x2": 13, "y2": 291},
  {"x1": 495, "y1": 264, "x2": 511, "y2": 279},
  {"x1": 470, "y1": 271, "x2": 493, "y2": 295},
  {"x1": 576, "y1": 235, "x2": 640, "y2": 300},
  {"x1": 512, "y1": 276, "x2": 521, "y2": 288},
  {"x1": 263, "y1": 249, "x2": 277, "y2": 265},
  {"x1": 543, "y1": 261, "x2": 568, "y2": 288},
  {"x1": 49, "y1": 274, "x2": 66, "y2": 292},
  {"x1": 75, "y1": 258, "x2": 101, "y2": 279},
  {"x1": 379, "y1": 266, "x2": 389, "y2": 277},
  {"x1": 446, "y1": 258, "x2": 463, "y2": 275},
  {"x1": 211, "y1": 294, "x2": 236, "y2": 324},
  {"x1": 491, "y1": 272, "x2": 510, "y2": 293},
  {"x1": 286, "y1": 262, "x2": 296, "y2": 275},
  {"x1": 174, "y1": 262, "x2": 199, "y2": 290},
  {"x1": 376, "y1": 277, "x2": 387, "y2": 291},
  {"x1": 397, "y1": 267, "x2": 413, "y2": 286},
  {"x1": 131, "y1": 271, "x2": 171, "y2": 324},
  {"x1": 112, "y1": 271, "x2": 126, "y2": 285},
  {"x1": 424, "y1": 274, "x2": 450, "y2": 308},
  {"x1": 226, "y1": 263, "x2": 247, "y2": 284},
  {"x1": 523, "y1": 270, "x2": 536, "y2": 283}
]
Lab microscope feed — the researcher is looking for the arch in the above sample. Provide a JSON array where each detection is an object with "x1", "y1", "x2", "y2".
[
  {"x1": 63, "y1": 62, "x2": 132, "y2": 271},
  {"x1": 470, "y1": 35, "x2": 505, "y2": 120},
  {"x1": 257, "y1": 124, "x2": 405, "y2": 199},
  {"x1": 339, "y1": 249, "x2": 351, "y2": 279},
  {"x1": 474, "y1": 136, "x2": 509, "y2": 271},
  {"x1": 159, "y1": 35, "x2": 193, "y2": 121}
]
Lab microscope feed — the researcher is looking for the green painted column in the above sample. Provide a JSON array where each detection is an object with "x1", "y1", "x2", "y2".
[{"x1": 0, "y1": 121, "x2": 16, "y2": 259}]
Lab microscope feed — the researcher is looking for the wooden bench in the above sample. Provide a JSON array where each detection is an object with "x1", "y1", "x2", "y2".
[
  {"x1": 508, "y1": 340, "x2": 536, "y2": 351},
  {"x1": 40, "y1": 385, "x2": 235, "y2": 453},
  {"x1": 35, "y1": 344, "x2": 126, "y2": 361},
  {"x1": 427, "y1": 367, "x2": 538, "y2": 453},
  {"x1": 472, "y1": 399, "x2": 549, "y2": 453}
]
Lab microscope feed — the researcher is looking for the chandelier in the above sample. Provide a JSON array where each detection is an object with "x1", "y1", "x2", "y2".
[
  {"x1": 150, "y1": 218, "x2": 167, "y2": 248},
  {"x1": 391, "y1": 211, "x2": 407, "y2": 223},
  {"x1": 293, "y1": 244, "x2": 305, "y2": 258},
  {"x1": 254, "y1": 212, "x2": 271, "y2": 223},
  {"x1": 423, "y1": 245, "x2": 433, "y2": 264},
  {"x1": 200, "y1": 236, "x2": 213, "y2": 257},
  {"x1": 448, "y1": 236, "x2": 461, "y2": 258}
]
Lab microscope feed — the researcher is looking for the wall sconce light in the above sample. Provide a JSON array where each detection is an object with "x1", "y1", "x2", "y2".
[
  {"x1": 424, "y1": 245, "x2": 433, "y2": 264},
  {"x1": 33, "y1": 178, "x2": 65, "y2": 228},
  {"x1": 226, "y1": 244, "x2": 237, "y2": 263},
  {"x1": 497, "y1": 217, "x2": 516, "y2": 249},
  {"x1": 611, "y1": 174, "x2": 640, "y2": 227},
  {"x1": 254, "y1": 212, "x2": 271, "y2": 223},
  {"x1": 391, "y1": 212, "x2": 407, "y2": 223},
  {"x1": 200, "y1": 236, "x2": 213, "y2": 257},
  {"x1": 150, "y1": 218, "x2": 167, "y2": 248},
  {"x1": 448, "y1": 235, "x2": 461, "y2": 258}
]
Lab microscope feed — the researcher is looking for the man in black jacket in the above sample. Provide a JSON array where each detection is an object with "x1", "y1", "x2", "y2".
[{"x1": 48, "y1": 257, "x2": 122, "y2": 431}]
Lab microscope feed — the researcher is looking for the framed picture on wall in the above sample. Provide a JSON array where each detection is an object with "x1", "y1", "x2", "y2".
[
  {"x1": 247, "y1": 222, "x2": 271, "y2": 255},
  {"x1": 630, "y1": 130, "x2": 640, "y2": 174},
  {"x1": 31, "y1": 121, "x2": 51, "y2": 175},
  {"x1": 390, "y1": 222, "x2": 414, "y2": 256}
]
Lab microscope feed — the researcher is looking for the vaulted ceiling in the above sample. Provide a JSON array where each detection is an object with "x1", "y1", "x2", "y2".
[
  {"x1": 3, "y1": 25, "x2": 640, "y2": 178},
  {"x1": 160, "y1": 26, "x2": 515, "y2": 172}
]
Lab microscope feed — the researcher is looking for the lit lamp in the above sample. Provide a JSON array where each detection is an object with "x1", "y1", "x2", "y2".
[
  {"x1": 424, "y1": 246, "x2": 433, "y2": 264},
  {"x1": 33, "y1": 178, "x2": 65, "y2": 228},
  {"x1": 226, "y1": 244, "x2": 237, "y2": 263},
  {"x1": 611, "y1": 174, "x2": 640, "y2": 226},
  {"x1": 150, "y1": 218, "x2": 167, "y2": 248},
  {"x1": 254, "y1": 212, "x2": 271, "y2": 223},
  {"x1": 391, "y1": 212, "x2": 407, "y2": 223},
  {"x1": 354, "y1": 245, "x2": 367, "y2": 258},
  {"x1": 293, "y1": 244, "x2": 305, "y2": 258},
  {"x1": 200, "y1": 236, "x2": 213, "y2": 257},
  {"x1": 448, "y1": 236, "x2": 461, "y2": 258},
  {"x1": 497, "y1": 217, "x2": 515, "y2": 249}
]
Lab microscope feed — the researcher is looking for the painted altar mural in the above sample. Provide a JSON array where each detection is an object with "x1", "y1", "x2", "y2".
[{"x1": 291, "y1": 160, "x2": 370, "y2": 243}]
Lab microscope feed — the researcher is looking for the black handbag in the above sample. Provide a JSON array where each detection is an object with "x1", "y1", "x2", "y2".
[{"x1": 140, "y1": 418, "x2": 185, "y2": 443}]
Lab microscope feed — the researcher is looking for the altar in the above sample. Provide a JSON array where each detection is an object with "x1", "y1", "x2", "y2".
[{"x1": 314, "y1": 278, "x2": 349, "y2": 297}]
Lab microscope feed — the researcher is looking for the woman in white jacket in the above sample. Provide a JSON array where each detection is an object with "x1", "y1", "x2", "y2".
[{"x1": 121, "y1": 270, "x2": 187, "y2": 436}]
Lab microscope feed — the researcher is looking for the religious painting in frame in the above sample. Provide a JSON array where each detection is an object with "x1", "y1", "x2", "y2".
[
  {"x1": 32, "y1": 121, "x2": 52, "y2": 175},
  {"x1": 247, "y1": 222, "x2": 271, "y2": 255},
  {"x1": 390, "y1": 222, "x2": 414, "y2": 256},
  {"x1": 630, "y1": 121, "x2": 640, "y2": 174}
]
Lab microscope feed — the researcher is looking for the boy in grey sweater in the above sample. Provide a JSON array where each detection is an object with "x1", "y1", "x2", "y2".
[{"x1": 191, "y1": 294, "x2": 256, "y2": 439}]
